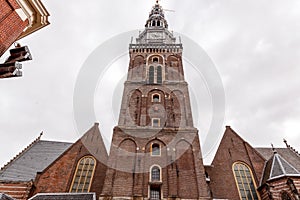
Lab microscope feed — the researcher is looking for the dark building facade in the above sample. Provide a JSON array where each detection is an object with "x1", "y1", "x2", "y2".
[{"x1": 1, "y1": 2, "x2": 300, "y2": 200}]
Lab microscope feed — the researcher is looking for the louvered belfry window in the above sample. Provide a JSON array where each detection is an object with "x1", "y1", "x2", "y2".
[{"x1": 70, "y1": 156, "x2": 96, "y2": 192}]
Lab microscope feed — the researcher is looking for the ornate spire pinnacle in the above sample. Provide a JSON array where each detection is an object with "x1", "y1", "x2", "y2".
[
  {"x1": 145, "y1": 1, "x2": 168, "y2": 28},
  {"x1": 283, "y1": 138, "x2": 300, "y2": 157},
  {"x1": 271, "y1": 143, "x2": 277, "y2": 154}
]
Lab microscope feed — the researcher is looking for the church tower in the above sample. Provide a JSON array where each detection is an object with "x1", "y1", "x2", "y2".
[{"x1": 101, "y1": 2, "x2": 211, "y2": 199}]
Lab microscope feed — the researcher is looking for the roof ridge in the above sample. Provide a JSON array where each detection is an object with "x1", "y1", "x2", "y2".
[
  {"x1": 0, "y1": 132, "x2": 43, "y2": 172},
  {"x1": 284, "y1": 139, "x2": 300, "y2": 157}
]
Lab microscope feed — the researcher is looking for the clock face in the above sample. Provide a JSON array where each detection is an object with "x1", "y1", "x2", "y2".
[{"x1": 149, "y1": 32, "x2": 163, "y2": 39}]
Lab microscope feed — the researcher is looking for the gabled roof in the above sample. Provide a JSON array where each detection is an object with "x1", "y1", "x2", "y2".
[
  {"x1": 256, "y1": 148, "x2": 300, "y2": 172},
  {"x1": 260, "y1": 151, "x2": 300, "y2": 184},
  {"x1": 0, "y1": 134, "x2": 72, "y2": 182},
  {"x1": 29, "y1": 193, "x2": 96, "y2": 200}
]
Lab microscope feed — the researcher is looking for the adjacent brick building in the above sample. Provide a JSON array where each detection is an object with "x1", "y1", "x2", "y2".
[
  {"x1": 1, "y1": 1, "x2": 300, "y2": 200},
  {"x1": 0, "y1": 0, "x2": 49, "y2": 78},
  {"x1": 0, "y1": 0, "x2": 49, "y2": 56}
]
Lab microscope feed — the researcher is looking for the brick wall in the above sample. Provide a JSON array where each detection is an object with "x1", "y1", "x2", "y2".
[
  {"x1": 0, "y1": 182, "x2": 32, "y2": 200},
  {"x1": 206, "y1": 126, "x2": 266, "y2": 200},
  {"x1": 33, "y1": 125, "x2": 108, "y2": 199},
  {"x1": 0, "y1": 0, "x2": 28, "y2": 56},
  {"x1": 259, "y1": 178, "x2": 300, "y2": 200},
  {"x1": 101, "y1": 127, "x2": 210, "y2": 199}
]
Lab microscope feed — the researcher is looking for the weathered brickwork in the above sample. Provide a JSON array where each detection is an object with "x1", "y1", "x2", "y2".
[
  {"x1": 33, "y1": 125, "x2": 107, "y2": 199},
  {"x1": 206, "y1": 126, "x2": 266, "y2": 199},
  {"x1": 258, "y1": 178, "x2": 300, "y2": 200},
  {"x1": 0, "y1": 182, "x2": 32, "y2": 200},
  {"x1": 0, "y1": 7, "x2": 28, "y2": 56}
]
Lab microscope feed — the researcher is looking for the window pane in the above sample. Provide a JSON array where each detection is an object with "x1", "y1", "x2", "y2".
[
  {"x1": 157, "y1": 66, "x2": 162, "y2": 84},
  {"x1": 152, "y1": 119, "x2": 160, "y2": 127},
  {"x1": 151, "y1": 167, "x2": 160, "y2": 181},
  {"x1": 150, "y1": 186, "x2": 161, "y2": 200},
  {"x1": 149, "y1": 66, "x2": 154, "y2": 84},
  {"x1": 70, "y1": 157, "x2": 96, "y2": 193},
  {"x1": 152, "y1": 144, "x2": 160, "y2": 156},
  {"x1": 233, "y1": 163, "x2": 259, "y2": 200}
]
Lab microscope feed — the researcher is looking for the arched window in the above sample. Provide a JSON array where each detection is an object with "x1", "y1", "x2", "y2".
[
  {"x1": 153, "y1": 57, "x2": 159, "y2": 63},
  {"x1": 151, "y1": 166, "x2": 161, "y2": 181},
  {"x1": 152, "y1": 94, "x2": 160, "y2": 102},
  {"x1": 151, "y1": 143, "x2": 160, "y2": 156},
  {"x1": 281, "y1": 192, "x2": 292, "y2": 200},
  {"x1": 70, "y1": 156, "x2": 96, "y2": 193},
  {"x1": 157, "y1": 66, "x2": 162, "y2": 84},
  {"x1": 157, "y1": 21, "x2": 161, "y2": 26},
  {"x1": 149, "y1": 66, "x2": 154, "y2": 84},
  {"x1": 233, "y1": 162, "x2": 259, "y2": 200}
]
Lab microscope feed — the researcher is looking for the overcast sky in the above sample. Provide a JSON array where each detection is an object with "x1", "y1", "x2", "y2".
[{"x1": 1, "y1": 0, "x2": 300, "y2": 166}]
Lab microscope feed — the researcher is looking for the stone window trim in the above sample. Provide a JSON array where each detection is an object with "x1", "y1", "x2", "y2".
[
  {"x1": 151, "y1": 143, "x2": 161, "y2": 156},
  {"x1": 232, "y1": 162, "x2": 260, "y2": 200},
  {"x1": 150, "y1": 165, "x2": 162, "y2": 182},
  {"x1": 152, "y1": 93, "x2": 161, "y2": 103},
  {"x1": 152, "y1": 118, "x2": 160, "y2": 127},
  {"x1": 148, "y1": 65, "x2": 163, "y2": 84},
  {"x1": 69, "y1": 156, "x2": 96, "y2": 193}
]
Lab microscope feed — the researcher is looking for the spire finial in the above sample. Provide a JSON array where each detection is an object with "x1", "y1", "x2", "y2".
[
  {"x1": 271, "y1": 143, "x2": 277, "y2": 154},
  {"x1": 283, "y1": 138, "x2": 290, "y2": 147}
]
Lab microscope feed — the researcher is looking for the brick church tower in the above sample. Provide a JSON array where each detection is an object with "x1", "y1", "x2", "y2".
[{"x1": 100, "y1": 1, "x2": 211, "y2": 200}]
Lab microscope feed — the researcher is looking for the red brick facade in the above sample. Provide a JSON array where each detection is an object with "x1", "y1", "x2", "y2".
[
  {"x1": 33, "y1": 124, "x2": 107, "y2": 199},
  {"x1": 0, "y1": 182, "x2": 33, "y2": 200},
  {"x1": 206, "y1": 126, "x2": 266, "y2": 199},
  {"x1": 0, "y1": 0, "x2": 28, "y2": 56},
  {"x1": 258, "y1": 178, "x2": 300, "y2": 200}
]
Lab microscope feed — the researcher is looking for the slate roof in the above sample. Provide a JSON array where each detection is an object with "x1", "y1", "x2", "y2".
[
  {"x1": 256, "y1": 148, "x2": 300, "y2": 185},
  {"x1": 29, "y1": 193, "x2": 96, "y2": 200},
  {"x1": 0, "y1": 138, "x2": 72, "y2": 182},
  {"x1": 0, "y1": 193, "x2": 15, "y2": 200},
  {"x1": 256, "y1": 148, "x2": 300, "y2": 171}
]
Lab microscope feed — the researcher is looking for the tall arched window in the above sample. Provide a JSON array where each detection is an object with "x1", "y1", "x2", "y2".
[
  {"x1": 149, "y1": 66, "x2": 154, "y2": 84},
  {"x1": 157, "y1": 66, "x2": 162, "y2": 84},
  {"x1": 70, "y1": 156, "x2": 96, "y2": 192},
  {"x1": 233, "y1": 162, "x2": 259, "y2": 200},
  {"x1": 151, "y1": 166, "x2": 161, "y2": 181}
]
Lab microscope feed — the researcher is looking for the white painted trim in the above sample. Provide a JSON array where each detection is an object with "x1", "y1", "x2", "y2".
[
  {"x1": 15, "y1": 0, "x2": 50, "y2": 39},
  {"x1": 15, "y1": 8, "x2": 28, "y2": 21}
]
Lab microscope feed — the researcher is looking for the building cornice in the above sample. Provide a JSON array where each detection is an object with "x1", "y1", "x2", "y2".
[{"x1": 15, "y1": 0, "x2": 50, "y2": 39}]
